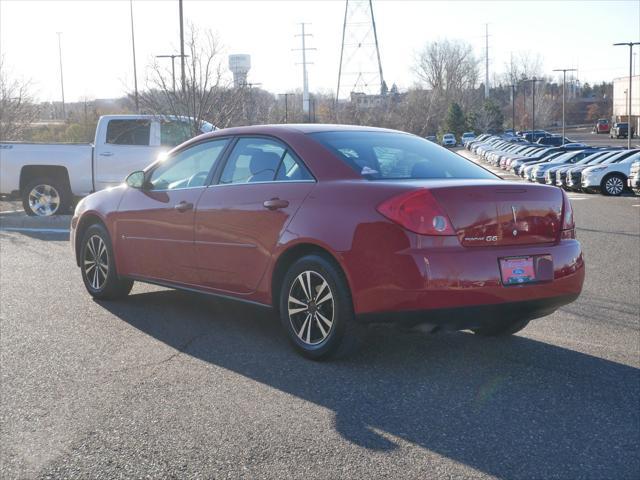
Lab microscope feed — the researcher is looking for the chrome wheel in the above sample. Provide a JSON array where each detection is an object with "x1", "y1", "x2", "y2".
[
  {"x1": 288, "y1": 270, "x2": 334, "y2": 346},
  {"x1": 605, "y1": 176, "x2": 624, "y2": 195},
  {"x1": 84, "y1": 235, "x2": 109, "y2": 291},
  {"x1": 28, "y1": 184, "x2": 60, "y2": 216}
]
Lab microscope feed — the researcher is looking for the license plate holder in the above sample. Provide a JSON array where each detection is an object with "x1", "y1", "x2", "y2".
[{"x1": 499, "y1": 256, "x2": 536, "y2": 285}]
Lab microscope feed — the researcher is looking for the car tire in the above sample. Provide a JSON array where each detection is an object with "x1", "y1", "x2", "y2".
[
  {"x1": 279, "y1": 254, "x2": 360, "y2": 360},
  {"x1": 472, "y1": 318, "x2": 530, "y2": 336},
  {"x1": 22, "y1": 177, "x2": 71, "y2": 217},
  {"x1": 80, "y1": 223, "x2": 133, "y2": 300},
  {"x1": 601, "y1": 173, "x2": 626, "y2": 196}
]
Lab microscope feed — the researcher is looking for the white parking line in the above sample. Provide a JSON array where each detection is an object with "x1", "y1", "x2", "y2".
[
  {"x1": 0, "y1": 209, "x2": 24, "y2": 214},
  {"x1": 0, "y1": 227, "x2": 70, "y2": 234}
]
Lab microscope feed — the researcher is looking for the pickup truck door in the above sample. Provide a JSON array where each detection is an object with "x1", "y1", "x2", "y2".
[
  {"x1": 115, "y1": 138, "x2": 230, "y2": 285},
  {"x1": 94, "y1": 118, "x2": 166, "y2": 191}
]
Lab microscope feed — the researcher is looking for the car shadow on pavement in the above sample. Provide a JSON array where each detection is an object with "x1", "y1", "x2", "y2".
[{"x1": 99, "y1": 288, "x2": 639, "y2": 480}]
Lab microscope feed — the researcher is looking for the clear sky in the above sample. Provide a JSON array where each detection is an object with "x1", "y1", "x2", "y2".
[{"x1": 1, "y1": 0, "x2": 638, "y2": 103}]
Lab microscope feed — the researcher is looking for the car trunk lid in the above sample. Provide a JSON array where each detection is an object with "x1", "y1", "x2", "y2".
[{"x1": 430, "y1": 183, "x2": 563, "y2": 246}]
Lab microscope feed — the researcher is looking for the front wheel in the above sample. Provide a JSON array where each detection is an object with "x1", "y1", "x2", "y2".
[
  {"x1": 472, "y1": 318, "x2": 530, "y2": 336},
  {"x1": 279, "y1": 254, "x2": 358, "y2": 360},
  {"x1": 80, "y1": 223, "x2": 133, "y2": 300},
  {"x1": 601, "y1": 174, "x2": 626, "y2": 196}
]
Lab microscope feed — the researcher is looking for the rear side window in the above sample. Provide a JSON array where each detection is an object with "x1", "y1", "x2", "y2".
[
  {"x1": 220, "y1": 137, "x2": 312, "y2": 184},
  {"x1": 160, "y1": 121, "x2": 192, "y2": 146},
  {"x1": 310, "y1": 131, "x2": 496, "y2": 180},
  {"x1": 106, "y1": 120, "x2": 150, "y2": 146}
]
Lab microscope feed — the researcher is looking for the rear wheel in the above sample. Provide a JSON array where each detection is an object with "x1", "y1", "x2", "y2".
[
  {"x1": 279, "y1": 254, "x2": 358, "y2": 360},
  {"x1": 601, "y1": 174, "x2": 626, "y2": 196},
  {"x1": 22, "y1": 177, "x2": 70, "y2": 216},
  {"x1": 472, "y1": 318, "x2": 530, "y2": 336},
  {"x1": 80, "y1": 224, "x2": 133, "y2": 300}
]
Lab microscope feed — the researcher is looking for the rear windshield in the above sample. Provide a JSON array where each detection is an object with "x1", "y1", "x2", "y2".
[{"x1": 309, "y1": 131, "x2": 496, "y2": 180}]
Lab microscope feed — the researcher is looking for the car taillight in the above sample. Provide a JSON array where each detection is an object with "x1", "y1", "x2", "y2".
[
  {"x1": 561, "y1": 190, "x2": 575, "y2": 238},
  {"x1": 377, "y1": 189, "x2": 455, "y2": 235}
]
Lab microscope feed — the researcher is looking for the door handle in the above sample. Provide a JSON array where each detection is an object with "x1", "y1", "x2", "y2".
[
  {"x1": 174, "y1": 201, "x2": 193, "y2": 212},
  {"x1": 99, "y1": 152, "x2": 114, "y2": 157},
  {"x1": 263, "y1": 198, "x2": 289, "y2": 210}
]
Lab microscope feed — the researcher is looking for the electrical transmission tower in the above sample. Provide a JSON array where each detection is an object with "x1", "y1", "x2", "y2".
[{"x1": 336, "y1": 0, "x2": 385, "y2": 101}]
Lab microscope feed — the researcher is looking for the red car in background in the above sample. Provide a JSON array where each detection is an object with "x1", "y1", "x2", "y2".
[
  {"x1": 71, "y1": 125, "x2": 584, "y2": 360},
  {"x1": 594, "y1": 119, "x2": 611, "y2": 134}
]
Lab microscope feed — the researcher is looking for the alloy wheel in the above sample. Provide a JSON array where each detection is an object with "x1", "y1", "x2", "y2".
[
  {"x1": 605, "y1": 176, "x2": 624, "y2": 195},
  {"x1": 84, "y1": 235, "x2": 109, "y2": 290},
  {"x1": 28, "y1": 184, "x2": 60, "y2": 216},
  {"x1": 288, "y1": 270, "x2": 335, "y2": 346}
]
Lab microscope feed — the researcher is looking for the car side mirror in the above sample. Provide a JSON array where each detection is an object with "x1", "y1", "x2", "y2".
[{"x1": 126, "y1": 170, "x2": 146, "y2": 189}]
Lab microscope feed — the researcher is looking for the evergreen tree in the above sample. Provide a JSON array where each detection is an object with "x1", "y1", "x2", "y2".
[{"x1": 442, "y1": 102, "x2": 467, "y2": 139}]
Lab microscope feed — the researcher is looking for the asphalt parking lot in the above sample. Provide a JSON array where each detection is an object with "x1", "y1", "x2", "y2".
[{"x1": 1, "y1": 183, "x2": 639, "y2": 478}]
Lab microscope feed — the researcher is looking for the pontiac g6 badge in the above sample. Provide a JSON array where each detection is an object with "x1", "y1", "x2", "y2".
[{"x1": 512, "y1": 205, "x2": 519, "y2": 236}]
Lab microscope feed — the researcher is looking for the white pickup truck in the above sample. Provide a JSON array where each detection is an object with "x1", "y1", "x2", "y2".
[{"x1": 0, "y1": 115, "x2": 214, "y2": 216}]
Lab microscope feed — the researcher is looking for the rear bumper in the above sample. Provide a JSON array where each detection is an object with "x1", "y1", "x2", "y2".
[
  {"x1": 346, "y1": 238, "x2": 584, "y2": 322},
  {"x1": 357, "y1": 294, "x2": 579, "y2": 329}
]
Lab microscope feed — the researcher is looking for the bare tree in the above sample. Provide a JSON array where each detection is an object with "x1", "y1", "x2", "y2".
[
  {"x1": 0, "y1": 57, "x2": 39, "y2": 141},
  {"x1": 139, "y1": 26, "x2": 239, "y2": 134},
  {"x1": 414, "y1": 40, "x2": 479, "y2": 102}
]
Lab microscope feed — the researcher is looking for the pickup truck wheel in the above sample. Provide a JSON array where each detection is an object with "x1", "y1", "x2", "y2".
[
  {"x1": 80, "y1": 223, "x2": 133, "y2": 300},
  {"x1": 602, "y1": 174, "x2": 626, "y2": 196},
  {"x1": 22, "y1": 177, "x2": 70, "y2": 216}
]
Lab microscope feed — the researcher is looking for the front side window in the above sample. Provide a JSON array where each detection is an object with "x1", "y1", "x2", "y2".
[
  {"x1": 310, "y1": 131, "x2": 496, "y2": 180},
  {"x1": 106, "y1": 120, "x2": 151, "y2": 146},
  {"x1": 149, "y1": 139, "x2": 229, "y2": 190},
  {"x1": 220, "y1": 137, "x2": 312, "y2": 184}
]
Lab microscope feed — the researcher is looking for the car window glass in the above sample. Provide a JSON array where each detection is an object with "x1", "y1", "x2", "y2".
[
  {"x1": 311, "y1": 131, "x2": 495, "y2": 180},
  {"x1": 106, "y1": 120, "x2": 151, "y2": 146},
  {"x1": 220, "y1": 138, "x2": 286, "y2": 184},
  {"x1": 160, "y1": 121, "x2": 193, "y2": 146},
  {"x1": 275, "y1": 151, "x2": 313, "y2": 181},
  {"x1": 149, "y1": 139, "x2": 229, "y2": 190}
]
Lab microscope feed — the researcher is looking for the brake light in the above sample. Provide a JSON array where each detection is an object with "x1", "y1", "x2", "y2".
[
  {"x1": 561, "y1": 190, "x2": 575, "y2": 232},
  {"x1": 377, "y1": 189, "x2": 455, "y2": 235}
]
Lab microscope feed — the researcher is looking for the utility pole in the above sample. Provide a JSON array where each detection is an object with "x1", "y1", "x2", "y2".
[
  {"x1": 278, "y1": 93, "x2": 295, "y2": 123},
  {"x1": 179, "y1": 0, "x2": 186, "y2": 92},
  {"x1": 56, "y1": 32, "x2": 66, "y2": 120},
  {"x1": 156, "y1": 54, "x2": 189, "y2": 92},
  {"x1": 614, "y1": 42, "x2": 640, "y2": 148},
  {"x1": 129, "y1": 0, "x2": 139, "y2": 112},
  {"x1": 484, "y1": 23, "x2": 490, "y2": 99},
  {"x1": 294, "y1": 23, "x2": 315, "y2": 121},
  {"x1": 553, "y1": 68, "x2": 576, "y2": 145}
]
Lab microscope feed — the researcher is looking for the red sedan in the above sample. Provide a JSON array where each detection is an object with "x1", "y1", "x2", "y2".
[{"x1": 71, "y1": 125, "x2": 584, "y2": 359}]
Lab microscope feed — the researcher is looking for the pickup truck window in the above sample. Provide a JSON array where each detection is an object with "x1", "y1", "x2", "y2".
[
  {"x1": 149, "y1": 139, "x2": 229, "y2": 190},
  {"x1": 160, "y1": 121, "x2": 192, "y2": 146},
  {"x1": 106, "y1": 120, "x2": 151, "y2": 146}
]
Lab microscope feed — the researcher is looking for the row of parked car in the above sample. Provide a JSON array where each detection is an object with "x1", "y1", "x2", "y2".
[{"x1": 463, "y1": 133, "x2": 640, "y2": 196}]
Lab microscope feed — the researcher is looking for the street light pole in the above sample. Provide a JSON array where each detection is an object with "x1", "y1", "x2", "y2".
[
  {"x1": 553, "y1": 68, "x2": 577, "y2": 145},
  {"x1": 509, "y1": 84, "x2": 516, "y2": 131},
  {"x1": 129, "y1": 0, "x2": 139, "y2": 113},
  {"x1": 614, "y1": 42, "x2": 640, "y2": 149},
  {"x1": 56, "y1": 32, "x2": 66, "y2": 120},
  {"x1": 179, "y1": 0, "x2": 186, "y2": 92},
  {"x1": 524, "y1": 77, "x2": 540, "y2": 140}
]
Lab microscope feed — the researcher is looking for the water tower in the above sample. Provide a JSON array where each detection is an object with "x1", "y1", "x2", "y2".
[{"x1": 228, "y1": 54, "x2": 251, "y2": 88}]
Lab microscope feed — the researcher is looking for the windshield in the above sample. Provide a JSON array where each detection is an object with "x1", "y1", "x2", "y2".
[{"x1": 310, "y1": 131, "x2": 497, "y2": 180}]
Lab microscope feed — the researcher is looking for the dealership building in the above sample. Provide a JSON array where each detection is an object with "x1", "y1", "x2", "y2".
[{"x1": 613, "y1": 75, "x2": 640, "y2": 133}]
